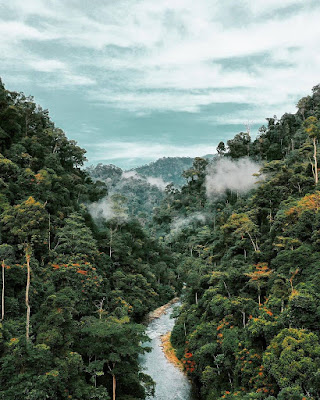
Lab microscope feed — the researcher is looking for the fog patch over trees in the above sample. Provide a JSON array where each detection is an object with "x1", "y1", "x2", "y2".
[
  {"x1": 170, "y1": 212, "x2": 207, "y2": 235},
  {"x1": 145, "y1": 176, "x2": 168, "y2": 191},
  {"x1": 88, "y1": 194, "x2": 128, "y2": 223},
  {"x1": 121, "y1": 171, "x2": 168, "y2": 191},
  {"x1": 205, "y1": 157, "x2": 263, "y2": 197}
]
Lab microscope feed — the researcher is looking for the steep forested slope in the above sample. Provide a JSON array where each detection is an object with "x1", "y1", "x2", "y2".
[
  {"x1": 155, "y1": 85, "x2": 320, "y2": 400},
  {"x1": 0, "y1": 79, "x2": 179, "y2": 400}
]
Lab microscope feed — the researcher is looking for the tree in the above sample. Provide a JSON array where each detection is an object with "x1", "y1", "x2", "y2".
[
  {"x1": 216, "y1": 141, "x2": 226, "y2": 156},
  {"x1": 0, "y1": 244, "x2": 14, "y2": 321},
  {"x1": 246, "y1": 263, "x2": 272, "y2": 305},
  {"x1": 227, "y1": 132, "x2": 251, "y2": 158},
  {"x1": 182, "y1": 157, "x2": 208, "y2": 182},
  {"x1": 297, "y1": 96, "x2": 311, "y2": 120},
  {"x1": 222, "y1": 213, "x2": 260, "y2": 252},
  {"x1": 55, "y1": 212, "x2": 98, "y2": 259},
  {"x1": 263, "y1": 328, "x2": 320, "y2": 398},
  {"x1": 304, "y1": 116, "x2": 320, "y2": 184},
  {"x1": 1, "y1": 197, "x2": 47, "y2": 339},
  {"x1": 80, "y1": 315, "x2": 151, "y2": 400}
]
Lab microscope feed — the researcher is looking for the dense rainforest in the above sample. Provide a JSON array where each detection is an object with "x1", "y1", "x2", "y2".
[
  {"x1": 86, "y1": 163, "x2": 166, "y2": 226},
  {"x1": 0, "y1": 78, "x2": 180, "y2": 400},
  {"x1": 86, "y1": 156, "x2": 213, "y2": 227},
  {"x1": 154, "y1": 85, "x2": 320, "y2": 399},
  {"x1": 1, "y1": 76, "x2": 320, "y2": 400}
]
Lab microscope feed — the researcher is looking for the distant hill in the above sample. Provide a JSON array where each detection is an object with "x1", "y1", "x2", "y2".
[
  {"x1": 87, "y1": 163, "x2": 165, "y2": 224},
  {"x1": 87, "y1": 155, "x2": 215, "y2": 224},
  {"x1": 133, "y1": 155, "x2": 215, "y2": 186},
  {"x1": 132, "y1": 156, "x2": 194, "y2": 186}
]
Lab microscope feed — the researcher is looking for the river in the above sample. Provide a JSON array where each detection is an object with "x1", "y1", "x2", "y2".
[{"x1": 139, "y1": 303, "x2": 196, "y2": 400}]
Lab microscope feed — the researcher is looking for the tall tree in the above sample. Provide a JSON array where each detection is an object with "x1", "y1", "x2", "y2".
[
  {"x1": 1, "y1": 197, "x2": 47, "y2": 339},
  {"x1": 80, "y1": 315, "x2": 151, "y2": 400},
  {"x1": 304, "y1": 116, "x2": 320, "y2": 184},
  {"x1": 0, "y1": 244, "x2": 14, "y2": 321}
]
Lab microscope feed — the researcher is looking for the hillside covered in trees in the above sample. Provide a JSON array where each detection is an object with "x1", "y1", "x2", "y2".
[
  {"x1": 2, "y1": 76, "x2": 320, "y2": 400},
  {"x1": 86, "y1": 163, "x2": 166, "y2": 226},
  {"x1": 0, "y1": 79, "x2": 180, "y2": 400},
  {"x1": 153, "y1": 85, "x2": 320, "y2": 399},
  {"x1": 133, "y1": 157, "x2": 194, "y2": 186},
  {"x1": 86, "y1": 156, "x2": 214, "y2": 227}
]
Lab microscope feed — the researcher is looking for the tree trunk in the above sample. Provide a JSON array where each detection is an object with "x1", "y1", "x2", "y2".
[
  {"x1": 213, "y1": 355, "x2": 221, "y2": 375},
  {"x1": 1, "y1": 259, "x2": 5, "y2": 321},
  {"x1": 48, "y1": 213, "x2": 51, "y2": 251},
  {"x1": 109, "y1": 229, "x2": 113, "y2": 258},
  {"x1": 112, "y1": 374, "x2": 116, "y2": 400},
  {"x1": 25, "y1": 245, "x2": 31, "y2": 341},
  {"x1": 247, "y1": 232, "x2": 258, "y2": 252},
  {"x1": 223, "y1": 280, "x2": 231, "y2": 298},
  {"x1": 242, "y1": 311, "x2": 246, "y2": 328},
  {"x1": 313, "y1": 137, "x2": 318, "y2": 184}
]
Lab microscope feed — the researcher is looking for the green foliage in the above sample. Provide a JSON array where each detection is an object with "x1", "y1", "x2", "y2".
[
  {"x1": 134, "y1": 156, "x2": 195, "y2": 186},
  {"x1": 55, "y1": 212, "x2": 98, "y2": 259},
  {"x1": 0, "y1": 80, "x2": 179, "y2": 399},
  {"x1": 263, "y1": 328, "x2": 320, "y2": 396},
  {"x1": 158, "y1": 85, "x2": 320, "y2": 399},
  {"x1": 2, "y1": 78, "x2": 320, "y2": 399}
]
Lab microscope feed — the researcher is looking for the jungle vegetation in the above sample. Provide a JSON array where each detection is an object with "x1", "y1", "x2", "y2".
[
  {"x1": 1, "y1": 76, "x2": 320, "y2": 399},
  {"x1": 0, "y1": 78, "x2": 180, "y2": 400}
]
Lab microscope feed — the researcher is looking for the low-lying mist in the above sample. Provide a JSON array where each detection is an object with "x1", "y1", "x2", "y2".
[{"x1": 205, "y1": 157, "x2": 263, "y2": 198}]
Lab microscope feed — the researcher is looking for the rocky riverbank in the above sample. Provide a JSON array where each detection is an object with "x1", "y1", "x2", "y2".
[
  {"x1": 160, "y1": 331, "x2": 184, "y2": 372},
  {"x1": 144, "y1": 297, "x2": 179, "y2": 323}
]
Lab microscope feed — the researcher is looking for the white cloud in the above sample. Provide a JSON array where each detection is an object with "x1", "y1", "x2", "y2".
[
  {"x1": 121, "y1": 171, "x2": 141, "y2": 180},
  {"x1": 146, "y1": 176, "x2": 168, "y2": 191},
  {"x1": 170, "y1": 212, "x2": 207, "y2": 235},
  {"x1": 205, "y1": 158, "x2": 263, "y2": 197},
  {"x1": 88, "y1": 196, "x2": 128, "y2": 223},
  {"x1": 28, "y1": 59, "x2": 66, "y2": 72},
  {"x1": 120, "y1": 170, "x2": 169, "y2": 190},
  {"x1": 0, "y1": 0, "x2": 319, "y2": 113},
  {"x1": 85, "y1": 141, "x2": 216, "y2": 163}
]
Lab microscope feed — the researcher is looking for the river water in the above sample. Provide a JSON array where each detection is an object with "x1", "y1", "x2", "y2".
[{"x1": 140, "y1": 303, "x2": 196, "y2": 400}]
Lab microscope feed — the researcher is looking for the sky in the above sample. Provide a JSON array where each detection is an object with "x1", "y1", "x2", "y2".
[{"x1": 0, "y1": 0, "x2": 320, "y2": 169}]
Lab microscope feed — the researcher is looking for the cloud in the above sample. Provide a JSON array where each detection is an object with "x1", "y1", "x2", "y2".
[
  {"x1": 205, "y1": 102, "x2": 294, "y2": 126},
  {"x1": 205, "y1": 158, "x2": 263, "y2": 197},
  {"x1": 121, "y1": 171, "x2": 141, "y2": 180},
  {"x1": 170, "y1": 212, "x2": 207, "y2": 235},
  {"x1": 88, "y1": 196, "x2": 128, "y2": 223},
  {"x1": 146, "y1": 176, "x2": 168, "y2": 191},
  {"x1": 1, "y1": 0, "x2": 320, "y2": 131},
  {"x1": 121, "y1": 170, "x2": 168, "y2": 191},
  {"x1": 84, "y1": 141, "x2": 216, "y2": 164},
  {"x1": 28, "y1": 59, "x2": 66, "y2": 73},
  {"x1": 88, "y1": 197, "x2": 117, "y2": 222}
]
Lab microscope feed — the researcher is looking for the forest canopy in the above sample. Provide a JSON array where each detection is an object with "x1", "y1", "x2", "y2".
[
  {"x1": 0, "y1": 78, "x2": 180, "y2": 400},
  {"x1": 1, "y1": 77, "x2": 320, "y2": 399}
]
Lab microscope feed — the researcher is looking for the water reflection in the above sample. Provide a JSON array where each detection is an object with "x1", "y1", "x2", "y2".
[{"x1": 140, "y1": 304, "x2": 195, "y2": 400}]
